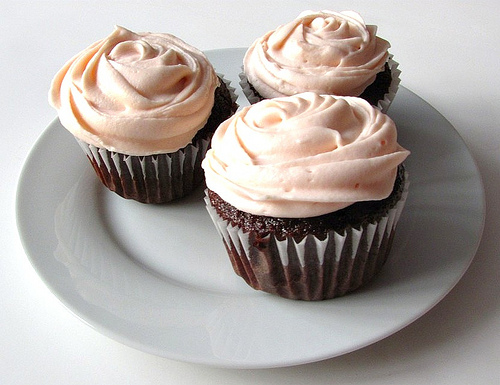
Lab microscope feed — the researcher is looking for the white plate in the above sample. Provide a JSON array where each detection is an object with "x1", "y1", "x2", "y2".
[{"x1": 16, "y1": 48, "x2": 484, "y2": 369}]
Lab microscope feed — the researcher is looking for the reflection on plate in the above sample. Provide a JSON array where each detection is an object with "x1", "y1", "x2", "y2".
[{"x1": 16, "y1": 48, "x2": 484, "y2": 369}]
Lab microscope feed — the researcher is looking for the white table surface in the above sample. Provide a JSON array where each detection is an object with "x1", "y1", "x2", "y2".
[{"x1": 2, "y1": 1, "x2": 499, "y2": 383}]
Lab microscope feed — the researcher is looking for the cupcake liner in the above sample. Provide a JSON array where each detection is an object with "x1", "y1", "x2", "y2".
[
  {"x1": 238, "y1": 70, "x2": 262, "y2": 105},
  {"x1": 77, "y1": 136, "x2": 210, "y2": 204},
  {"x1": 238, "y1": 54, "x2": 401, "y2": 113},
  {"x1": 218, "y1": 73, "x2": 239, "y2": 106},
  {"x1": 204, "y1": 172, "x2": 409, "y2": 300}
]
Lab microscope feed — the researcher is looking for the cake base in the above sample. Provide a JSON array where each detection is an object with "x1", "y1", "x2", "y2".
[{"x1": 205, "y1": 166, "x2": 409, "y2": 300}]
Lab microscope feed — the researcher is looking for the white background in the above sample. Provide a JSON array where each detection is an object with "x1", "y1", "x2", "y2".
[{"x1": 2, "y1": 1, "x2": 499, "y2": 383}]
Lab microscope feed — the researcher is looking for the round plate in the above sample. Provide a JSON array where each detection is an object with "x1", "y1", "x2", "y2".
[{"x1": 16, "y1": 48, "x2": 484, "y2": 369}]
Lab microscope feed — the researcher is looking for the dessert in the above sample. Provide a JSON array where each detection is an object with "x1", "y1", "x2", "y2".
[
  {"x1": 49, "y1": 26, "x2": 237, "y2": 203},
  {"x1": 202, "y1": 92, "x2": 410, "y2": 300},
  {"x1": 241, "y1": 10, "x2": 400, "y2": 112}
]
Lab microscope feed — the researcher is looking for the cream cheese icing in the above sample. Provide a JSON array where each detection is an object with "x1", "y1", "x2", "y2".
[
  {"x1": 243, "y1": 10, "x2": 390, "y2": 99},
  {"x1": 202, "y1": 92, "x2": 410, "y2": 218},
  {"x1": 49, "y1": 26, "x2": 218, "y2": 155}
]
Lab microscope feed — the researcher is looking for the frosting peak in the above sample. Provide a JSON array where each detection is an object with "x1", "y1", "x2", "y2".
[
  {"x1": 49, "y1": 26, "x2": 218, "y2": 155},
  {"x1": 244, "y1": 10, "x2": 390, "y2": 98},
  {"x1": 202, "y1": 92, "x2": 409, "y2": 218}
]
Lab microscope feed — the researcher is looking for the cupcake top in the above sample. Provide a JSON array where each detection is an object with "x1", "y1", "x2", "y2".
[
  {"x1": 49, "y1": 26, "x2": 218, "y2": 155},
  {"x1": 243, "y1": 10, "x2": 390, "y2": 99},
  {"x1": 202, "y1": 92, "x2": 409, "y2": 218}
]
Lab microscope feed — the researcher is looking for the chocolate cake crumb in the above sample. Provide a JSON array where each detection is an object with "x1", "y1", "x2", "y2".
[
  {"x1": 359, "y1": 62, "x2": 391, "y2": 105},
  {"x1": 192, "y1": 77, "x2": 237, "y2": 143},
  {"x1": 208, "y1": 164, "x2": 406, "y2": 240}
]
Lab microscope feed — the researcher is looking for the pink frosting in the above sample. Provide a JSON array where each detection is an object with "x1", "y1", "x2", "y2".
[
  {"x1": 244, "y1": 10, "x2": 390, "y2": 99},
  {"x1": 49, "y1": 26, "x2": 218, "y2": 155},
  {"x1": 202, "y1": 92, "x2": 409, "y2": 218}
]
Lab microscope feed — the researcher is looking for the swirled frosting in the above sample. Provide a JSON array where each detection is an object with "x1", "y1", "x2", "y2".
[
  {"x1": 49, "y1": 26, "x2": 218, "y2": 155},
  {"x1": 202, "y1": 92, "x2": 409, "y2": 218},
  {"x1": 244, "y1": 10, "x2": 390, "y2": 99}
]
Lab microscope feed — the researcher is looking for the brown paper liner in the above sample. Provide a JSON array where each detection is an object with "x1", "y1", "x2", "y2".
[
  {"x1": 239, "y1": 55, "x2": 400, "y2": 113},
  {"x1": 205, "y1": 173, "x2": 409, "y2": 300},
  {"x1": 77, "y1": 137, "x2": 210, "y2": 204}
]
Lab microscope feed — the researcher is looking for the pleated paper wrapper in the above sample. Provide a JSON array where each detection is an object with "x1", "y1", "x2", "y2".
[
  {"x1": 204, "y1": 175, "x2": 409, "y2": 300},
  {"x1": 77, "y1": 137, "x2": 210, "y2": 203}
]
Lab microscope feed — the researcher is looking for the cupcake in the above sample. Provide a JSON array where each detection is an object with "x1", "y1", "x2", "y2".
[
  {"x1": 202, "y1": 92, "x2": 410, "y2": 300},
  {"x1": 240, "y1": 10, "x2": 400, "y2": 112},
  {"x1": 49, "y1": 26, "x2": 237, "y2": 203}
]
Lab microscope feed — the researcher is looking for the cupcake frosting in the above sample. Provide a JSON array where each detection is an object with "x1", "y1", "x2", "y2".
[
  {"x1": 202, "y1": 92, "x2": 409, "y2": 218},
  {"x1": 244, "y1": 10, "x2": 390, "y2": 99},
  {"x1": 49, "y1": 26, "x2": 218, "y2": 155}
]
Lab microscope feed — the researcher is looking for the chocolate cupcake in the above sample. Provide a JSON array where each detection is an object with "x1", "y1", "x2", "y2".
[
  {"x1": 240, "y1": 11, "x2": 400, "y2": 113},
  {"x1": 49, "y1": 26, "x2": 237, "y2": 203},
  {"x1": 202, "y1": 93, "x2": 410, "y2": 300}
]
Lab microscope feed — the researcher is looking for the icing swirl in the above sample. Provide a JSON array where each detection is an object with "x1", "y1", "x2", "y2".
[
  {"x1": 244, "y1": 10, "x2": 390, "y2": 99},
  {"x1": 202, "y1": 92, "x2": 409, "y2": 218},
  {"x1": 49, "y1": 26, "x2": 218, "y2": 155}
]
